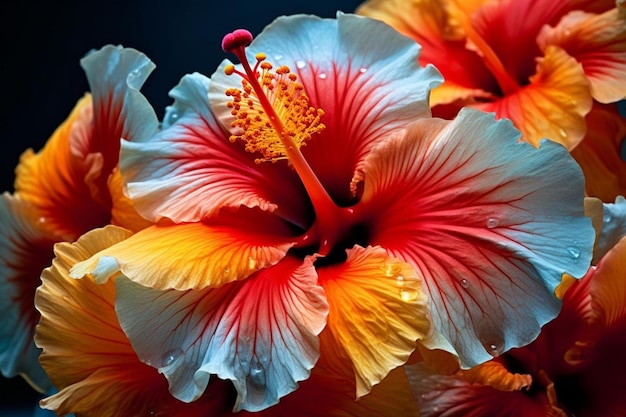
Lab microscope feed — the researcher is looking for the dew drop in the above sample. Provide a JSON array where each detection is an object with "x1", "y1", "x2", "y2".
[
  {"x1": 399, "y1": 287, "x2": 419, "y2": 302},
  {"x1": 460, "y1": 279, "x2": 469, "y2": 289},
  {"x1": 558, "y1": 128, "x2": 568, "y2": 138},
  {"x1": 359, "y1": 67, "x2": 368, "y2": 73},
  {"x1": 486, "y1": 218, "x2": 499, "y2": 229},
  {"x1": 318, "y1": 73, "x2": 327, "y2": 80},
  {"x1": 567, "y1": 246, "x2": 581, "y2": 260},
  {"x1": 483, "y1": 341, "x2": 504, "y2": 357},
  {"x1": 603, "y1": 212, "x2": 612, "y2": 223},
  {"x1": 296, "y1": 60, "x2": 306, "y2": 69},
  {"x1": 223, "y1": 267, "x2": 231, "y2": 277},
  {"x1": 249, "y1": 362, "x2": 266, "y2": 387},
  {"x1": 37, "y1": 216, "x2": 46, "y2": 224},
  {"x1": 274, "y1": 54, "x2": 283, "y2": 61},
  {"x1": 162, "y1": 348, "x2": 183, "y2": 367},
  {"x1": 248, "y1": 257, "x2": 258, "y2": 270},
  {"x1": 165, "y1": 110, "x2": 179, "y2": 125},
  {"x1": 396, "y1": 275, "x2": 405, "y2": 287}
]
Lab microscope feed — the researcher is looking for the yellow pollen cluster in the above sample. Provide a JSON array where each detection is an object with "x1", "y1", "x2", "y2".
[{"x1": 225, "y1": 57, "x2": 325, "y2": 163}]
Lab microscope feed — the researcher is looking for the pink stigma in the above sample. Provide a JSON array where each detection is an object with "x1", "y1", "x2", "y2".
[{"x1": 221, "y1": 29, "x2": 253, "y2": 54}]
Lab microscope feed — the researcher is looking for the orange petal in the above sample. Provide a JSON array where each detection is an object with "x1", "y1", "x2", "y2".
[
  {"x1": 14, "y1": 95, "x2": 109, "y2": 240},
  {"x1": 476, "y1": 45, "x2": 592, "y2": 149},
  {"x1": 317, "y1": 245, "x2": 430, "y2": 397},
  {"x1": 71, "y1": 213, "x2": 295, "y2": 291},
  {"x1": 108, "y1": 166, "x2": 152, "y2": 232},
  {"x1": 537, "y1": 8, "x2": 626, "y2": 103},
  {"x1": 591, "y1": 236, "x2": 626, "y2": 328},
  {"x1": 456, "y1": 360, "x2": 532, "y2": 391},
  {"x1": 570, "y1": 102, "x2": 626, "y2": 202}
]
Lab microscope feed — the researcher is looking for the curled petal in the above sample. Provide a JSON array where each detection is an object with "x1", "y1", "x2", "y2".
[
  {"x1": 317, "y1": 245, "x2": 430, "y2": 397},
  {"x1": 0, "y1": 194, "x2": 57, "y2": 392},
  {"x1": 570, "y1": 102, "x2": 626, "y2": 203},
  {"x1": 15, "y1": 46, "x2": 158, "y2": 239},
  {"x1": 537, "y1": 8, "x2": 626, "y2": 103},
  {"x1": 475, "y1": 45, "x2": 592, "y2": 149},
  {"x1": 121, "y1": 73, "x2": 310, "y2": 226},
  {"x1": 71, "y1": 210, "x2": 295, "y2": 291},
  {"x1": 210, "y1": 12, "x2": 442, "y2": 204},
  {"x1": 107, "y1": 167, "x2": 153, "y2": 232},
  {"x1": 455, "y1": 361, "x2": 532, "y2": 391},
  {"x1": 405, "y1": 363, "x2": 555, "y2": 417},
  {"x1": 115, "y1": 257, "x2": 328, "y2": 412},
  {"x1": 584, "y1": 196, "x2": 626, "y2": 263},
  {"x1": 362, "y1": 108, "x2": 594, "y2": 367}
]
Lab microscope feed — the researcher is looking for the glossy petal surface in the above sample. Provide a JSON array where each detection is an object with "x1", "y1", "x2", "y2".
[
  {"x1": 362, "y1": 109, "x2": 594, "y2": 367},
  {"x1": 115, "y1": 257, "x2": 328, "y2": 411}
]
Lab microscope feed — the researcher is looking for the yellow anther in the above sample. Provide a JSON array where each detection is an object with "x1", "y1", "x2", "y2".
[
  {"x1": 224, "y1": 54, "x2": 325, "y2": 163},
  {"x1": 255, "y1": 52, "x2": 267, "y2": 61},
  {"x1": 224, "y1": 64, "x2": 235, "y2": 75}
]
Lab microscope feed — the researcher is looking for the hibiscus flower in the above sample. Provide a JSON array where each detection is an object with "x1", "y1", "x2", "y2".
[
  {"x1": 0, "y1": 45, "x2": 156, "y2": 392},
  {"x1": 356, "y1": 0, "x2": 626, "y2": 149},
  {"x1": 40, "y1": 12, "x2": 593, "y2": 414},
  {"x1": 406, "y1": 215, "x2": 626, "y2": 417}
]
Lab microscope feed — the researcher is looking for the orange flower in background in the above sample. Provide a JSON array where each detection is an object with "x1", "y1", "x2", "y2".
[
  {"x1": 357, "y1": 0, "x2": 626, "y2": 149},
  {"x1": 0, "y1": 45, "x2": 156, "y2": 392}
]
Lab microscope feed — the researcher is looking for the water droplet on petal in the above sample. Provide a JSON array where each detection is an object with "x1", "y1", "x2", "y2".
[
  {"x1": 296, "y1": 60, "x2": 306, "y2": 69},
  {"x1": 165, "y1": 110, "x2": 179, "y2": 125},
  {"x1": 249, "y1": 360, "x2": 266, "y2": 387},
  {"x1": 162, "y1": 348, "x2": 183, "y2": 367},
  {"x1": 460, "y1": 279, "x2": 469, "y2": 289},
  {"x1": 486, "y1": 218, "x2": 499, "y2": 228},
  {"x1": 400, "y1": 287, "x2": 420, "y2": 302},
  {"x1": 558, "y1": 128, "x2": 567, "y2": 138},
  {"x1": 248, "y1": 257, "x2": 258, "y2": 270},
  {"x1": 318, "y1": 73, "x2": 327, "y2": 80},
  {"x1": 223, "y1": 267, "x2": 231, "y2": 276},
  {"x1": 567, "y1": 246, "x2": 581, "y2": 260},
  {"x1": 603, "y1": 213, "x2": 612, "y2": 223},
  {"x1": 37, "y1": 216, "x2": 46, "y2": 224},
  {"x1": 359, "y1": 67, "x2": 368, "y2": 73},
  {"x1": 483, "y1": 341, "x2": 504, "y2": 357}
]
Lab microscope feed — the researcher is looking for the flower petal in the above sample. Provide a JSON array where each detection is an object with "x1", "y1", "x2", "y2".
[
  {"x1": 121, "y1": 73, "x2": 310, "y2": 226},
  {"x1": 537, "y1": 8, "x2": 626, "y2": 103},
  {"x1": 14, "y1": 46, "x2": 158, "y2": 239},
  {"x1": 107, "y1": 166, "x2": 153, "y2": 232},
  {"x1": 455, "y1": 360, "x2": 532, "y2": 391},
  {"x1": 356, "y1": 0, "x2": 497, "y2": 101},
  {"x1": 34, "y1": 225, "x2": 238, "y2": 417},
  {"x1": 361, "y1": 108, "x2": 594, "y2": 367},
  {"x1": 71, "y1": 210, "x2": 295, "y2": 291},
  {"x1": 0, "y1": 194, "x2": 57, "y2": 392},
  {"x1": 317, "y1": 245, "x2": 430, "y2": 397},
  {"x1": 475, "y1": 45, "x2": 593, "y2": 149},
  {"x1": 405, "y1": 363, "x2": 554, "y2": 417},
  {"x1": 570, "y1": 102, "x2": 626, "y2": 202},
  {"x1": 115, "y1": 256, "x2": 328, "y2": 412},
  {"x1": 584, "y1": 196, "x2": 626, "y2": 264},
  {"x1": 210, "y1": 13, "x2": 442, "y2": 204}
]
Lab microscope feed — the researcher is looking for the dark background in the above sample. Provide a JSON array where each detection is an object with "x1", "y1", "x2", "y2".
[{"x1": 0, "y1": 0, "x2": 363, "y2": 411}]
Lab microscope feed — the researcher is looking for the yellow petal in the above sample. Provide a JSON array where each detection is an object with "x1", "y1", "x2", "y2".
[
  {"x1": 71, "y1": 214, "x2": 295, "y2": 290},
  {"x1": 477, "y1": 45, "x2": 592, "y2": 149},
  {"x1": 591, "y1": 236, "x2": 626, "y2": 327},
  {"x1": 318, "y1": 245, "x2": 430, "y2": 397}
]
